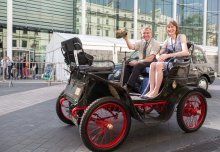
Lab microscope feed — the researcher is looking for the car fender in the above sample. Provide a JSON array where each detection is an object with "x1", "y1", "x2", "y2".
[
  {"x1": 89, "y1": 73, "x2": 140, "y2": 119},
  {"x1": 167, "y1": 86, "x2": 192, "y2": 104},
  {"x1": 168, "y1": 86, "x2": 211, "y2": 106},
  {"x1": 162, "y1": 86, "x2": 192, "y2": 120},
  {"x1": 192, "y1": 87, "x2": 211, "y2": 98}
]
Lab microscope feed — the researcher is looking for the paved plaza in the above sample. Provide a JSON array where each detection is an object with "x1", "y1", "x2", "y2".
[{"x1": 0, "y1": 80, "x2": 220, "y2": 152}]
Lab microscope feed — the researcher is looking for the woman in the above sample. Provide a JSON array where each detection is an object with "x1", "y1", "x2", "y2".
[
  {"x1": 143, "y1": 20, "x2": 190, "y2": 98},
  {"x1": 22, "y1": 58, "x2": 28, "y2": 79}
]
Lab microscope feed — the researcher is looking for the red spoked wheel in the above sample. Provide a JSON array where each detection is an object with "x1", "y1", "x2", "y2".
[
  {"x1": 80, "y1": 97, "x2": 131, "y2": 152},
  {"x1": 177, "y1": 91, "x2": 207, "y2": 132},
  {"x1": 56, "y1": 93, "x2": 74, "y2": 125}
]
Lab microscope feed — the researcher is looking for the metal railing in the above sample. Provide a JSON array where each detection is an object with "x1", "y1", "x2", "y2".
[
  {"x1": 1, "y1": 62, "x2": 43, "y2": 80},
  {"x1": 0, "y1": 62, "x2": 67, "y2": 82}
]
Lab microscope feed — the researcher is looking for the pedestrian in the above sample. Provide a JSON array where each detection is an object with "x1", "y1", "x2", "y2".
[
  {"x1": 22, "y1": 58, "x2": 28, "y2": 79},
  {"x1": 35, "y1": 62, "x2": 38, "y2": 75},
  {"x1": 32, "y1": 62, "x2": 37, "y2": 79},
  {"x1": 16, "y1": 58, "x2": 23, "y2": 79},
  {"x1": 1, "y1": 57, "x2": 7, "y2": 79},
  {"x1": 6, "y1": 56, "x2": 14, "y2": 79},
  {"x1": 0, "y1": 57, "x2": 2, "y2": 76}
]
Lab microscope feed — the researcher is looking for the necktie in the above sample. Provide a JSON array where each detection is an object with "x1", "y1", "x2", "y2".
[{"x1": 143, "y1": 41, "x2": 148, "y2": 59}]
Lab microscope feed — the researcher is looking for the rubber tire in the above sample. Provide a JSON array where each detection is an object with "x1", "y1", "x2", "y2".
[
  {"x1": 79, "y1": 97, "x2": 131, "y2": 152},
  {"x1": 56, "y1": 91, "x2": 74, "y2": 125},
  {"x1": 197, "y1": 76, "x2": 208, "y2": 90},
  {"x1": 177, "y1": 91, "x2": 207, "y2": 133}
]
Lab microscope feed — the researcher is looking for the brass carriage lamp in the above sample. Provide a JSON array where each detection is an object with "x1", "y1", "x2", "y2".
[{"x1": 172, "y1": 80, "x2": 177, "y2": 89}]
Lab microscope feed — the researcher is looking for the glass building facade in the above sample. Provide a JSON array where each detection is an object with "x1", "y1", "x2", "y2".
[
  {"x1": 0, "y1": 0, "x2": 77, "y2": 61},
  {"x1": 0, "y1": 0, "x2": 219, "y2": 62}
]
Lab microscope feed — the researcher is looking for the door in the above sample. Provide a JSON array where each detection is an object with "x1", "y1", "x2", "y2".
[{"x1": 187, "y1": 46, "x2": 206, "y2": 85}]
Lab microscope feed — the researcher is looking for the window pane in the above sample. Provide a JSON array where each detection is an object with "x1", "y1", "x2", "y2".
[
  {"x1": 86, "y1": 0, "x2": 134, "y2": 38},
  {"x1": 193, "y1": 49, "x2": 206, "y2": 64},
  {"x1": 23, "y1": 29, "x2": 28, "y2": 34},
  {"x1": 207, "y1": 0, "x2": 218, "y2": 46},
  {"x1": 22, "y1": 40, "x2": 27, "y2": 47},
  {"x1": 138, "y1": 0, "x2": 173, "y2": 41},
  {"x1": 177, "y1": 0, "x2": 204, "y2": 45},
  {"x1": 13, "y1": 40, "x2": 17, "y2": 47}
]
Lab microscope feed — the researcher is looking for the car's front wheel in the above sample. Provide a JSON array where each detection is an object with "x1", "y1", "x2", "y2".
[
  {"x1": 80, "y1": 97, "x2": 131, "y2": 152},
  {"x1": 197, "y1": 76, "x2": 208, "y2": 90}
]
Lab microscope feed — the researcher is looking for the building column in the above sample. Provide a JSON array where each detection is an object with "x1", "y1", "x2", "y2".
[
  {"x1": 218, "y1": 0, "x2": 220, "y2": 75},
  {"x1": 133, "y1": 0, "x2": 138, "y2": 40},
  {"x1": 173, "y1": 0, "x2": 177, "y2": 21},
  {"x1": 152, "y1": 0, "x2": 156, "y2": 37},
  {"x1": 203, "y1": 0, "x2": 207, "y2": 46},
  {"x1": 7, "y1": 0, "x2": 12, "y2": 59},
  {"x1": 81, "y1": 0, "x2": 86, "y2": 35}
]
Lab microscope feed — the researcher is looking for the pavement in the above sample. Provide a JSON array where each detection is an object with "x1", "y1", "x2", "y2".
[
  {"x1": 0, "y1": 81, "x2": 69, "y2": 152},
  {"x1": 0, "y1": 80, "x2": 63, "y2": 95},
  {"x1": 0, "y1": 82, "x2": 65, "y2": 116},
  {"x1": 0, "y1": 80, "x2": 220, "y2": 152}
]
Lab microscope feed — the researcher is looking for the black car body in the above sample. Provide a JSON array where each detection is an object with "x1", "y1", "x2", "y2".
[
  {"x1": 187, "y1": 45, "x2": 215, "y2": 90},
  {"x1": 108, "y1": 45, "x2": 215, "y2": 91}
]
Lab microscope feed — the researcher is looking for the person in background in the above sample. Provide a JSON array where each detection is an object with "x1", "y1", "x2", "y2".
[
  {"x1": 12, "y1": 57, "x2": 18, "y2": 79},
  {"x1": 143, "y1": 20, "x2": 190, "y2": 98},
  {"x1": 32, "y1": 62, "x2": 37, "y2": 79},
  {"x1": 22, "y1": 58, "x2": 28, "y2": 79},
  {"x1": 6, "y1": 56, "x2": 13, "y2": 79},
  {"x1": 0, "y1": 57, "x2": 2, "y2": 76},
  {"x1": 42, "y1": 59, "x2": 45, "y2": 74},
  {"x1": 16, "y1": 58, "x2": 23, "y2": 79},
  {"x1": 35, "y1": 61, "x2": 39, "y2": 75},
  {"x1": 122, "y1": 26, "x2": 160, "y2": 92},
  {"x1": 30, "y1": 58, "x2": 33, "y2": 69}
]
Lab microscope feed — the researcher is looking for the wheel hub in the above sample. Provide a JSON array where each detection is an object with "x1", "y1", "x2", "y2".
[
  {"x1": 94, "y1": 119, "x2": 114, "y2": 130},
  {"x1": 106, "y1": 123, "x2": 113, "y2": 130}
]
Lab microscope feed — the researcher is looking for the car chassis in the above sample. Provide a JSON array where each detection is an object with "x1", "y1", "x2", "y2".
[{"x1": 56, "y1": 37, "x2": 211, "y2": 152}]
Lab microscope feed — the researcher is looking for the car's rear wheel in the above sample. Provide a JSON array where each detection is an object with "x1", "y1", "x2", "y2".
[
  {"x1": 197, "y1": 76, "x2": 208, "y2": 90},
  {"x1": 56, "y1": 93, "x2": 74, "y2": 125},
  {"x1": 177, "y1": 91, "x2": 207, "y2": 133}
]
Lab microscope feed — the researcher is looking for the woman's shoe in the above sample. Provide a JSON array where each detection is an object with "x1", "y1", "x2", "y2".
[{"x1": 140, "y1": 95, "x2": 151, "y2": 99}]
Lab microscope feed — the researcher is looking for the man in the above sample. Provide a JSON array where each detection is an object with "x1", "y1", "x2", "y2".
[
  {"x1": 6, "y1": 56, "x2": 14, "y2": 79},
  {"x1": 122, "y1": 26, "x2": 160, "y2": 92}
]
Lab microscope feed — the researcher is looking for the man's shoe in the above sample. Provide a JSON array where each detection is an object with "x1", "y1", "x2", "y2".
[{"x1": 123, "y1": 84, "x2": 133, "y2": 92}]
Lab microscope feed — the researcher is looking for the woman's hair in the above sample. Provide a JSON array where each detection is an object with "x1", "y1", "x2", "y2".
[{"x1": 167, "y1": 20, "x2": 180, "y2": 35}]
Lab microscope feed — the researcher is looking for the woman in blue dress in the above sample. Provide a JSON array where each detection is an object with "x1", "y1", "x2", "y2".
[{"x1": 143, "y1": 20, "x2": 190, "y2": 98}]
